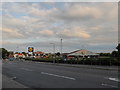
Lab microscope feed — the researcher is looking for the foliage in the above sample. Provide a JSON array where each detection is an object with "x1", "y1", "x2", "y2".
[
  {"x1": 56, "y1": 52, "x2": 60, "y2": 56},
  {"x1": 116, "y1": 43, "x2": 120, "y2": 50},
  {"x1": 116, "y1": 43, "x2": 120, "y2": 57},
  {"x1": 0, "y1": 48, "x2": 9, "y2": 59},
  {"x1": 24, "y1": 56, "x2": 119, "y2": 66},
  {"x1": 111, "y1": 51, "x2": 118, "y2": 57},
  {"x1": 99, "y1": 53, "x2": 111, "y2": 56},
  {"x1": 22, "y1": 52, "x2": 27, "y2": 56}
]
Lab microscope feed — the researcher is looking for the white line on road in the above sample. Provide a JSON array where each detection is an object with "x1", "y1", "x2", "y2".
[
  {"x1": 41, "y1": 72, "x2": 76, "y2": 80},
  {"x1": 35, "y1": 62, "x2": 41, "y2": 63},
  {"x1": 101, "y1": 83, "x2": 118, "y2": 88},
  {"x1": 104, "y1": 77, "x2": 119, "y2": 82},
  {"x1": 108, "y1": 78, "x2": 119, "y2": 82},
  {"x1": 20, "y1": 68, "x2": 33, "y2": 71}
]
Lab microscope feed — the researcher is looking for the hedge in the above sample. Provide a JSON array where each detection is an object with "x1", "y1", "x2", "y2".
[{"x1": 24, "y1": 57, "x2": 120, "y2": 66}]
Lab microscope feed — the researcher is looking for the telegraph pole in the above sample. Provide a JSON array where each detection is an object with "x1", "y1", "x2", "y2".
[
  {"x1": 50, "y1": 43, "x2": 55, "y2": 63},
  {"x1": 61, "y1": 39, "x2": 62, "y2": 55}
]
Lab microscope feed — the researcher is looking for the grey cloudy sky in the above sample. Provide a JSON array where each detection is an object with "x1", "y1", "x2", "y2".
[{"x1": 1, "y1": 2, "x2": 118, "y2": 53}]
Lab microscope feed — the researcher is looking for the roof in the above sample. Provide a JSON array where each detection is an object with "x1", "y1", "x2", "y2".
[
  {"x1": 15, "y1": 53, "x2": 25, "y2": 56},
  {"x1": 68, "y1": 49, "x2": 99, "y2": 56},
  {"x1": 34, "y1": 51, "x2": 44, "y2": 54}
]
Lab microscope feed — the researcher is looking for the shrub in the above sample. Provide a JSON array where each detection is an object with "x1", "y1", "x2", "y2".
[{"x1": 24, "y1": 57, "x2": 119, "y2": 66}]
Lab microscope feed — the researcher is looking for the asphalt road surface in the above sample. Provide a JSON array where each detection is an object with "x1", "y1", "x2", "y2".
[{"x1": 2, "y1": 60, "x2": 119, "y2": 88}]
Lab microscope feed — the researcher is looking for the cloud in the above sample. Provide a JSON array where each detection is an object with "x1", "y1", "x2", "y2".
[
  {"x1": 38, "y1": 30, "x2": 54, "y2": 36},
  {"x1": 1, "y1": 27, "x2": 24, "y2": 39},
  {"x1": 2, "y1": 15, "x2": 26, "y2": 29},
  {"x1": 67, "y1": 5, "x2": 102, "y2": 19},
  {"x1": 58, "y1": 27, "x2": 90, "y2": 38},
  {"x1": 1, "y1": 2, "x2": 118, "y2": 53},
  {"x1": 90, "y1": 25, "x2": 102, "y2": 31},
  {"x1": 52, "y1": 3, "x2": 103, "y2": 22},
  {"x1": 28, "y1": 7, "x2": 57, "y2": 16}
]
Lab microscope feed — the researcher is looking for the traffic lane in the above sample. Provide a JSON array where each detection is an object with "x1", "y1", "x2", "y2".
[
  {"x1": 5, "y1": 60, "x2": 118, "y2": 78},
  {"x1": 3, "y1": 66, "x2": 106, "y2": 88},
  {"x1": 3, "y1": 60, "x2": 118, "y2": 81},
  {"x1": 17, "y1": 62, "x2": 118, "y2": 87},
  {"x1": 18, "y1": 60, "x2": 118, "y2": 80},
  {"x1": 25, "y1": 61, "x2": 118, "y2": 77},
  {"x1": 2, "y1": 61, "x2": 118, "y2": 88},
  {"x1": 3, "y1": 70, "x2": 118, "y2": 88},
  {"x1": 22, "y1": 65, "x2": 118, "y2": 88},
  {"x1": 3, "y1": 61, "x2": 118, "y2": 87}
]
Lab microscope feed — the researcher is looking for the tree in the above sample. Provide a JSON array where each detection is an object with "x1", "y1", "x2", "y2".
[
  {"x1": 0, "y1": 48, "x2": 9, "y2": 59},
  {"x1": 56, "y1": 52, "x2": 60, "y2": 56},
  {"x1": 22, "y1": 52, "x2": 26, "y2": 56},
  {"x1": 116, "y1": 43, "x2": 120, "y2": 57},
  {"x1": 112, "y1": 51, "x2": 117, "y2": 57},
  {"x1": 116, "y1": 43, "x2": 120, "y2": 51},
  {"x1": 99, "y1": 53, "x2": 103, "y2": 56}
]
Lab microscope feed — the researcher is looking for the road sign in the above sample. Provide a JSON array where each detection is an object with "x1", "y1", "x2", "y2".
[
  {"x1": 28, "y1": 47, "x2": 34, "y2": 52},
  {"x1": 28, "y1": 52, "x2": 33, "y2": 54}
]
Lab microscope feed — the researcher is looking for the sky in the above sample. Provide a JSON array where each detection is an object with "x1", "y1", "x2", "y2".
[{"x1": 0, "y1": 2, "x2": 118, "y2": 53}]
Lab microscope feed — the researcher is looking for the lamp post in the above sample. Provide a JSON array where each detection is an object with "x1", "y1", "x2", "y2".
[
  {"x1": 16, "y1": 46, "x2": 19, "y2": 53},
  {"x1": 50, "y1": 43, "x2": 55, "y2": 63},
  {"x1": 61, "y1": 39, "x2": 62, "y2": 55}
]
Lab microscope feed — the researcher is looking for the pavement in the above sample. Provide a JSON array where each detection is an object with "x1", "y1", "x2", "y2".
[
  {"x1": 2, "y1": 75, "x2": 28, "y2": 88},
  {"x1": 2, "y1": 60, "x2": 119, "y2": 88},
  {"x1": 1, "y1": 60, "x2": 28, "y2": 88}
]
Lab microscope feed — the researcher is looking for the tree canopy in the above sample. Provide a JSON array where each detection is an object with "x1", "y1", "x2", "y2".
[
  {"x1": 0, "y1": 48, "x2": 9, "y2": 59},
  {"x1": 116, "y1": 43, "x2": 120, "y2": 51}
]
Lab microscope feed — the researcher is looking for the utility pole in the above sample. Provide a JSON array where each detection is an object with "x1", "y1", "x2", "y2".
[
  {"x1": 16, "y1": 46, "x2": 19, "y2": 53},
  {"x1": 50, "y1": 43, "x2": 55, "y2": 63},
  {"x1": 61, "y1": 39, "x2": 62, "y2": 55}
]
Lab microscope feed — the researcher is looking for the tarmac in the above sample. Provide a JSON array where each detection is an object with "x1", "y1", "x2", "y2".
[
  {"x1": 32, "y1": 61, "x2": 119, "y2": 71},
  {"x1": 2, "y1": 59, "x2": 119, "y2": 88},
  {"x1": 2, "y1": 75, "x2": 28, "y2": 88}
]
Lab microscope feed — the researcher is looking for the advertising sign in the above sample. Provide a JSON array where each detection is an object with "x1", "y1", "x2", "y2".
[{"x1": 28, "y1": 47, "x2": 34, "y2": 52}]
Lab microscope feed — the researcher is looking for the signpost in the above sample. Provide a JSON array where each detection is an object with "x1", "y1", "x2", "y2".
[
  {"x1": 28, "y1": 47, "x2": 34, "y2": 52},
  {"x1": 28, "y1": 47, "x2": 34, "y2": 57}
]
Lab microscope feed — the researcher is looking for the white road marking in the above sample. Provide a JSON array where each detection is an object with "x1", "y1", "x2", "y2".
[
  {"x1": 101, "y1": 83, "x2": 118, "y2": 88},
  {"x1": 41, "y1": 72, "x2": 76, "y2": 80},
  {"x1": 109, "y1": 78, "x2": 119, "y2": 82},
  {"x1": 104, "y1": 77, "x2": 119, "y2": 82},
  {"x1": 35, "y1": 62, "x2": 41, "y2": 63},
  {"x1": 20, "y1": 68, "x2": 33, "y2": 71}
]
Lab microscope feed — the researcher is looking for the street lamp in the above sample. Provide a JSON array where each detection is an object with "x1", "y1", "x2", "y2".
[{"x1": 50, "y1": 43, "x2": 55, "y2": 63}]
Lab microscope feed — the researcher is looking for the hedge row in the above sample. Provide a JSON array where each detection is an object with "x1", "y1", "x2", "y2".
[{"x1": 25, "y1": 57, "x2": 120, "y2": 66}]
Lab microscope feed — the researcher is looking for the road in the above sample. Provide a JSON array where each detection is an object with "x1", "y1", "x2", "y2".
[{"x1": 2, "y1": 60, "x2": 119, "y2": 88}]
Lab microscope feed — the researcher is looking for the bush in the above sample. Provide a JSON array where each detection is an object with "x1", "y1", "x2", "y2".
[{"x1": 24, "y1": 57, "x2": 119, "y2": 66}]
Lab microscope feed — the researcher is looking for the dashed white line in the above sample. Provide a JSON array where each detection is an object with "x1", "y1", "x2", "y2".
[
  {"x1": 41, "y1": 72, "x2": 76, "y2": 80},
  {"x1": 101, "y1": 83, "x2": 118, "y2": 88},
  {"x1": 20, "y1": 68, "x2": 33, "y2": 71},
  {"x1": 108, "y1": 78, "x2": 119, "y2": 82},
  {"x1": 104, "y1": 77, "x2": 119, "y2": 82},
  {"x1": 35, "y1": 62, "x2": 41, "y2": 63}
]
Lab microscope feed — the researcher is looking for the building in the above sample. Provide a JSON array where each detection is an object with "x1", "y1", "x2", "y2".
[
  {"x1": 67, "y1": 49, "x2": 99, "y2": 58},
  {"x1": 33, "y1": 51, "x2": 46, "y2": 58},
  {"x1": 14, "y1": 53, "x2": 26, "y2": 59}
]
